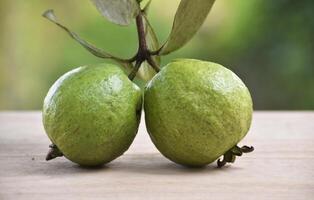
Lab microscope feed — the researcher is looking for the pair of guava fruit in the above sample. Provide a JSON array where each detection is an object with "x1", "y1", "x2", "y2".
[{"x1": 43, "y1": 59, "x2": 253, "y2": 167}]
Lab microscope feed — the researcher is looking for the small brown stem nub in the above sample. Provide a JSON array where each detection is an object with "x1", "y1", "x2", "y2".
[{"x1": 46, "y1": 144, "x2": 63, "y2": 161}]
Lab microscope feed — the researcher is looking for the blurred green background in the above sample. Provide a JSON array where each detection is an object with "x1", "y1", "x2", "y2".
[{"x1": 0, "y1": 0, "x2": 313, "y2": 110}]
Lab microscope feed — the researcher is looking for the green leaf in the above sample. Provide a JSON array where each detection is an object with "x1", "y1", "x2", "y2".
[
  {"x1": 139, "y1": 0, "x2": 152, "y2": 11},
  {"x1": 42, "y1": 10, "x2": 126, "y2": 65},
  {"x1": 136, "y1": 14, "x2": 160, "y2": 81},
  {"x1": 90, "y1": 0, "x2": 140, "y2": 26},
  {"x1": 159, "y1": 0, "x2": 216, "y2": 55}
]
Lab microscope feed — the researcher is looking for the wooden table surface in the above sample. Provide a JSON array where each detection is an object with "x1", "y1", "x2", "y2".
[{"x1": 0, "y1": 111, "x2": 313, "y2": 200}]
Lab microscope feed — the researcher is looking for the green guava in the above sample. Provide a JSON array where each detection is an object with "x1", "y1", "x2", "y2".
[
  {"x1": 144, "y1": 59, "x2": 253, "y2": 167},
  {"x1": 42, "y1": 63, "x2": 142, "y2": 167}
]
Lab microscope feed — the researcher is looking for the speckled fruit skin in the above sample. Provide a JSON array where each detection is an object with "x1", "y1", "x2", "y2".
[
  {"x1": 144, "y1": 59, "x2": 253, "y2": 167},
  {"x1": 43, "y1": 63, "x2": 142, "y2": 167}
]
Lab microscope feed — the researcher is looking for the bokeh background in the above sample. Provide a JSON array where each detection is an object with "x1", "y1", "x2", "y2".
[{"x1": 0, "y1": 0, "x2": 313, "y2": 110}]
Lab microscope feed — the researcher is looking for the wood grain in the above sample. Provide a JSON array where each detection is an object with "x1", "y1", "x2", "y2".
[{"x1": 0, "y1": 111, "x2": 313, "y2": 200}]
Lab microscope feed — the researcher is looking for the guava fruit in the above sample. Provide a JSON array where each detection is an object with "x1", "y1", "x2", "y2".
[
  {"x1": 144, "y1": 59, "x2": 253, "y2": 167},
  {"x1": 42, "y1": 63, "x2": 142, "y2": 167}
]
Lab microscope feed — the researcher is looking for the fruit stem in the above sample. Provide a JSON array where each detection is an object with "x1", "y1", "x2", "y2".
[
  {"x1": 135, "y1": 11, "x2": 160, "y2": 73},
  {"x1": 128, "y1": 60, "x2": 142, "y2": 80},
  {"x1": 126, "y1": 11, "x2": 160, "y2": 80},
  {"x1": 136, "y1": 12, "x2": 148, "y2": 58},
  {"x1": 46, "y1": 144, "x2": 63, "y2": 161},
  {"x1": 217, "y1": 145, "x2": 254, "y2": 168}
]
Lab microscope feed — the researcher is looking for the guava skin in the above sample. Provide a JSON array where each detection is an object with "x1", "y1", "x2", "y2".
[
  {"x1": 144, "y1": 59, "x2": 253, "y2": 167},
  {"x1": 43, "y1": 63, "x2": 142, "y2": 167}
]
